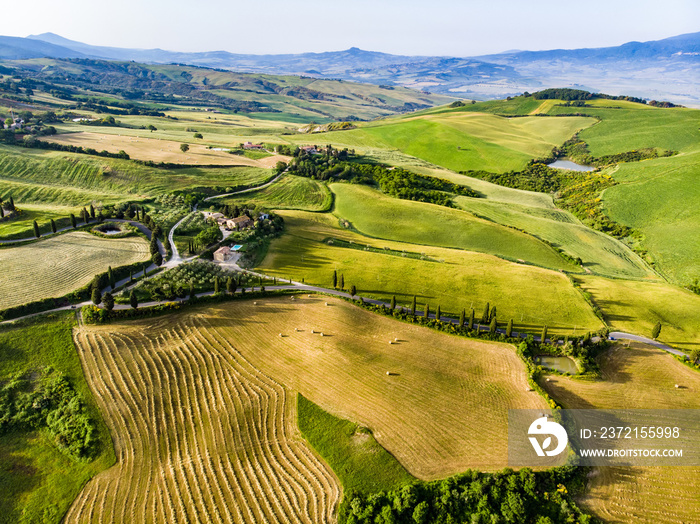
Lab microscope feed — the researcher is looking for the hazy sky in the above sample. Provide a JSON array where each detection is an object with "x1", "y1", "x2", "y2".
[{"x1": 3, "y1": 0, "x2": 699, "y2": 56}]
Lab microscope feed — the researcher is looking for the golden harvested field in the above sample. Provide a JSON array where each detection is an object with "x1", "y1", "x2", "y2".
[
  {"x1": 542, "y1": 342, "x2": 700, "y2": 523},
  {"x1": 85, "y1": 296, "x2": 548, "y2": 481},
  {"x1": 0, "y1": 232, "x2": 150, "y2": 310},
  {"x1": 44, "y1": 132, "x2": 289, "y2": 168},
  {"x1": 68, "y1": 314, "x2": 340, "y2": 524}
]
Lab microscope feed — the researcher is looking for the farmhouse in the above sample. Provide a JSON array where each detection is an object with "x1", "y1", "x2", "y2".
[
  {"x1": 227, "y1": 215, "x2": 254, "y2": 230},
  {"x1": 213, "y1": 246, "x2": 232, "y2": 262},
  {"x1": 301, "y1": 145, "x2": 319, "y2": 154},
  {"x1": 243, "y1": 141, "x2": 264, "y2": 150}
]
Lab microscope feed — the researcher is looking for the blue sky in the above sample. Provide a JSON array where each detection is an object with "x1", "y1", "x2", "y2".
[{"x1": 4, "y1": 0, "x2": 699, "y2": 56}]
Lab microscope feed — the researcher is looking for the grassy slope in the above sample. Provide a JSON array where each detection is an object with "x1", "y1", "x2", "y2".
[
  {"x1": 331, "y1": 183, "x2": 579, "y2": 272},
  {"x1": 310, "y1": 112, "x2": 595, "y2": 173},
  {"x1": 184, "y1": 297, "x2": 547, "y2": 478},
  {"x1": 575, "y1": 275, "x2": 700, "y2": 351},
  {"x1": 259, "y1": 211, "x2": 603, "y2": 335},
  {"x1": 548, "y1": 105, "x2": 700, "y2": 285},
  {"x1": 0, "y1": 313, "x2": 114, "y2": 524},
  {"x1": 297, "y1": 394, "x2": 414, "y2": 494},
  {"x1": 454, "y1": 196, "x2": 653, "y2": 279},
  {"x1": 214, "y1": 175, "x2": 332, "y2": 212},
  {"x1": 0, "y1": 232, "x2": 150, "y2": 310},
  {"x1": 0, "y1": 204, "x2": 78, "y2": 240},
  {"x1": 0, "y1": 145, "x2": 273, "y2": 207},
  {"x1": 542, "y1": 342, "x2": 700, "y2": 524}
]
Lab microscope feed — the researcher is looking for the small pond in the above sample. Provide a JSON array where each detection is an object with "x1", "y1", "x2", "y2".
[
  {"x1": 549, "y1": 160, "x2": 596, "y2": 172},
  {"x1": 95, "y1": 223, "x2": 124, "y2": 235},
  {"x1": 537, "y1": 355, "x2": 579, "y2": 374}
]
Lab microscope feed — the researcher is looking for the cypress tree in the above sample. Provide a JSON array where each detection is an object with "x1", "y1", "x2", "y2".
[
  {"x1": 50, "y1": 218, "x2": 57, "y2": 233},
  {"x1": 332, "y1": 270, "x2": 337, "y2": 288},
  {"x1": 350, "y1": 284, "x2": 357, "y2": 297},
  {"x1": 652, "y1": 322, "x2": 662, "y2": 340},
  {"x1": 480, "y1": 302, "x2": 490, "y2": 324},
  {"x1": 70, "y1": 213, "x2": 77, "y2": 228},
  {"x1": 91, "y1": 287, "x2": 102, "y2": 305},
  {"x1": 541, "y1": 325, "x2": 548, "y2": 344},
  {"x1": 506, "y1": 319, "x2": 513, "y2": 338},
  {"x1": 152, "y1": 251, "x2": 163, "y2": 266},
  {"x1": 459, "y1": 309, "x2": 465, "y2": 328},
  {"x1": 489, "y1": 316, "x2": 498, "y2": 335},
  {"x1": 226, "y1": 276, "x2": 233, "y2": 293},
  {"x1": 490, "y1": 305, "x2": 497, "y2": 322},
  {"x1": 339, "y1": 274, "x2": 344, "y2": 290},
  {"x1": 108, "y1": 266, "x2": 115, "y2": 290},
  {"x1": 9, "y1": 196, "x2": 14, "y2": 210},
  {"x1": 214, "y1": 276, "x2": 220, "y2": 294},
  {"x1": 149, "y1": 234, "x2": 159, "y2": 255},
  {"x1": 89, "y1": 204, "x2": 95, "y2": 219},
  {"x1": 189, "y1": 281, "x2": 195, "y2": 300},
  {"x1": 425, "y1": 304, "x2": 430, "y2": 318},
  {"x1": 129, "y1": 270, "x2": 133, "y2": 283},
  {"x1": 143, "y1": 264, "x2": 148, "y2": 278},
  {"x1": 0, "y1": 206, "x2": 4, "y2": 218},
  {"x1": 129, "y1": 290, "x2": 138, "y2": 309},
  {"x1": 468, "y1": 309, "x2": 475, "y2": 330},
  {"x1": 390, "y1": 296, "x2": 396, "y2": 310},
  {"x1": 32, "y1": 220, "x2": 40, "y2": 238},
  {"x1": 82, "y1": 207, "x2": 89, "y2": 224},
  {"x1": 436, "y1": 305, "x2": 441, "y2": 321},
  {"x1": 103, "y1": 292, "x2": 114, "y2": 311}
]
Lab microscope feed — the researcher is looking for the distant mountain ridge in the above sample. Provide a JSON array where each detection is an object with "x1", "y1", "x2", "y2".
[{"x1": 0, "y1": 31, "x2": 697, "y2": 105}]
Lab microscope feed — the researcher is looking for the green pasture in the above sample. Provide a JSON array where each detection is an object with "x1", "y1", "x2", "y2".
[
  {"x1": 258, "y1": 211, "x2": 603, "y2": 335},
  {"x1": 0, "y1": 204, "x2": 78, "y2": 240},
  {"x1": 0, "y1": 314, "x2": 114, "y2": 524},
  {"x1": 330, "y1": 183, "x2": 578, "y2": 271},
  {"x1": 214, "y1": 175, "x2": 332, "y2": 212}
]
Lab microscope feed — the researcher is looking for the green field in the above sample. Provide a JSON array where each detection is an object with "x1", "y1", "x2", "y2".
[
  {"x1": 574, "y1": 275, "x2": 700, "y2": 350},
  {"x1": 305, "y1": 112, "x2": 596, "y2": 173},
  {"x1": 331, "y1": 183, "x2": 579, "y2": 271},
  {"x1": 454, "y1": 195, "x2": 653, "y2": 279},
  {"x1": 0, "y1": 232, "x2": 150, "y2": 311},
  {"x1": 297, "y1": 394, "x2": 415, "y2": 494},
  {"x1": 214, "y1": 175, "x2": 333, "y2": 212},
  {"x1": 0, "y1": 145, "x2": 273, "y2": 207},
  {"x1": 0, "y1": 204, "x2": 78, "y2": 240},
  {"x1": 259, "y1": 211, "x2": 603, "y2": 335},
  {"x1": 0, "y1": 314, "x2": 114, "y2": 524}
]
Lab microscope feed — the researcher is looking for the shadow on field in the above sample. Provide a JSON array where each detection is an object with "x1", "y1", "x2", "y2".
[{"x1": 540, "y1": 379, "x2": 597, "y2": 410}]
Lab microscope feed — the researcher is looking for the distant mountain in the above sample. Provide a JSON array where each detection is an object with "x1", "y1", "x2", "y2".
[
  {"x1": 0, "y1": 35, "x2": 85, "y2": 60},
  {"x1": 4, "y1": 31, "x2": 699, "y2": 106}
]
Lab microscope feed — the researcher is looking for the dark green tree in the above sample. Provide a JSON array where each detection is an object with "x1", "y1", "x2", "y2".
[
  {"x1": 390, "y1": 296, "x2": 396, "y2": 310},
  {"x1": 489, "y1": 316, "x2": 498, "y2": 335},
  {"x1": 70, "y1": 213, "x2": 77, "y2": 228},
  {"x1": 214, "y1": 276, "x2": 220, "y2": 294},
  {"x1": 459, "y1": 309, "x2": 465, "y2": 328},
  {"x1": 129, "y1": 270, "x2": 134, "y2": 283},
  {"x1": 436, "y1": 305, "x2": 441, "y2": 321},
  {"x1": 129, "y1": 290, "x2": 138, "y2": 309},
  {"x1": 350, "y1": 284, "x2": 357, "y2": 297},
  {"x1": 108, "y1": 266, "x2": 115, "y2": 290},
  {"x1": 50, "y1": 218, "x2": 57, "y2": 233},
  {"x1": 226, "y1": 276, "x2": 233, "y2": 293},
  {"x1": 468, "y1": 309, "x2": 475, "y2": 330},
  {"x1": 425, "y1": 304, "x2": 430, "y2": 318},
  {"x1": 332, "y1": 270, "x2": 337, "y2": 288},
  {"x1": 103, "y1": 292, "x2": 114, "y2": 311},
  {"x1": 149, "y1": 234, "x2": 159, "y2": 255},
  {"x1": 481, "y1": 302, "x2": 490, "y2": 324},
  {"x1": 189, "y1": 280, "x2": 195, "y2": 301},
  {"x1": 339, "y1": 274, "x2": 344, "y2": 290},
  {"x1": 32, "y1": 220, "x2": 40, "y2": 238},
  {"x1": 8, "y1": 196, "x2": 15, "y2": 211},
  {"x1": 541, "y1": 325, "x2": 548, "y2": 344},
  {"x1": 91, "y1": 287, "x2": 102, "y2": 305},
  {"x1": 89, "y1": 204, "x2": 95, "y2": 219},
  {"x1": 506, "y1": 319, "x2": 513, "y2": 338},
  {"x1": 652, "y1": 322, "x2": 662, "y2": 340},
  {"x1": 152, "y1": 251, "x2": 163, "y2": 266},
  {"x1": 180, "y1": 143, "x2": 189, "y2": 153},
  {"x1": 489, "y1": 305, "x2": 497, "y2": 322}
]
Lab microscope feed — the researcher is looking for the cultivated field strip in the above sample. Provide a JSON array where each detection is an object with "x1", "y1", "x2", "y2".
[
  {"x1": 0, "y1": 232, "x2": 150, "y2": 310},
  {"x1": 66, "y1": 320, "x2": 340, "y2": 523}
]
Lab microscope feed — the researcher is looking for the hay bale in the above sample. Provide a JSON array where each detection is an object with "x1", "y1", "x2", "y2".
[
  {"x1": 675, "y1": 384, "x2": 680, "y2": 388},
  {"x1": 320, "y1": 333, "x2": 325, "y2": 337},
  {"x1": 325, "y1": 302, "x2": 329, "y2": 306},
  {"x1": 253, "y1": 301, "x2": 257, "y2": 305},
  {"x1": 311, "y1": 329, "x2": 315, "y2": 334},
  {"x1": 279, "y1": 333, "x2": 283, "y2": 337}
]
